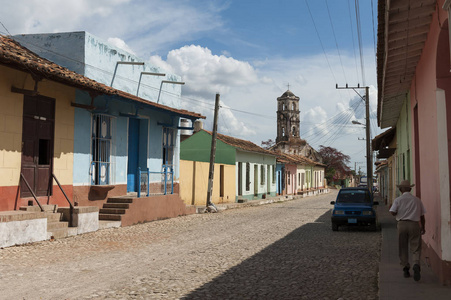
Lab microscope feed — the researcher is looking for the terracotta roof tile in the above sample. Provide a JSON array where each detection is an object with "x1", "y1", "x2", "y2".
[
  {"x1": 0, "y1": 35, "x2": 205, "y2": 120},
  {"x1": 202, "y1": 130, "x2": 275, "y2": 156},
  {"x1": 275, "y1": 151, "x2": 325, "y2": 167}
]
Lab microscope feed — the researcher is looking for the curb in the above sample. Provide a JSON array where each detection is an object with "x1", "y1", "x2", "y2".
[{"x1": 195, "y1": 189, "x2": 331, "y2": 213}]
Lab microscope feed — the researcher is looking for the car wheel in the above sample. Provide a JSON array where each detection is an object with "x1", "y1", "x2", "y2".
[{"x1": 332, "y1": 222, "x2": 339, "y2": 231}]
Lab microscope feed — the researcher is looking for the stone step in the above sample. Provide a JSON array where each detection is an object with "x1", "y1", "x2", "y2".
[
  {"x1": 47, "y1": 227, "x2": 68, "y2": 239},
  {"x1": 99, "y1": 213, "x2": 122, "y2": 221},
  {"x1": 107, "y1": 198, "x2": 133, "y2": 204},
  {"x1": 44, "y1": 212, "x2": 63, "y2": 222},
  {"x1": 99, "y1": 208, "x2": 126, "y2": 215},
  {"x1": 20, "y1": 204, "x2": 58, "y2": 212},
  {"x1": 47, "y1": 221, "x2": 69, "y2": 231},
  {"x1": 99, "y1": 220, "x2": 122, "y2": 229},
  {"x1": 103, "y1": 203, "x2": 130, "y2": 209}
]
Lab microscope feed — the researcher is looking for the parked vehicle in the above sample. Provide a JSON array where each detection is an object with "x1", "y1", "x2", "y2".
[{"x1": 330, "y1": 187, "x2": 379, "y2": 231}]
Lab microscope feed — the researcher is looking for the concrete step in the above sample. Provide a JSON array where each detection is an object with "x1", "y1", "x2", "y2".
[
  {"x1": 99, "y1": 213, "x2": 122, "y2": 221},
  {"x1": 47, "y1": 221, "x2": 69, "y2": 231},
  {"x1": 99, "y1": 220, "x2": 122, "y2": 229},
  {"x1": 47, "y1": 227, "x2": 68, "y2": 239},
  {"x1": 99, "y1": 208, "x2": 126, "y2": 215},
  {"x1": 103, "y1": 203, "x2": 130, "y2": 209},
  {"x1": 20, "y1": 204, "x2": 58, "y2": 212},
  {"x1": 44, "y1": 212, "x2": 63, "y2": 222},
  {"x1": 107, "y1": 198, "x2": 133, "y2": 204}
]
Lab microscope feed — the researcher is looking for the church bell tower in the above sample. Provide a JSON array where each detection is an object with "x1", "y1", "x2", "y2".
[{"x1": 276, "y1": 90, "x2": 301, "y2": 144}]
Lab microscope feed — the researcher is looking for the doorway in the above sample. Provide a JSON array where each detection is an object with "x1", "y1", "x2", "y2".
[
  {"x1": 127, "y1": 118, "x2": 140, "y2": 192},
  {"x1": 254, "y1": 165, "x2": 258, "y2": 196},
  {"x1": 21, "y1": 95, "x2": 55, "y2": 197}
]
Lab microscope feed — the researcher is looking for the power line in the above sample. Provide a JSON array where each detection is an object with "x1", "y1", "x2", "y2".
[
  {"x1": 371, "y1": 0, "x2": 377, "y2": 66},
  {"x1": 347, "y1": 0, "x2": 361, "y2": 84},
  {"x1": 0, "y1": 21, "x2": 11, "y2": 36},
  {"x1": 326, "y1": 0, "x2": 348, "y2": 84},
  {"x1": 305, "y1": 0, "x2": 337, "y2": 84},
  {"x1": 354, "y1": 0, "x2": 366, "y2": 85}
]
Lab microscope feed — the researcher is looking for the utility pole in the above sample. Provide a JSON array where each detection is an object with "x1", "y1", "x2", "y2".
[
  {"x1": 206, "y1": 93, "x2": 220, "y2": 211},
  {"x1": 364, "y1": 86, "x2": 373, "y2": 192},
  {"x1": 336, "y1": 84, "x2": 373, "y2": 193}
]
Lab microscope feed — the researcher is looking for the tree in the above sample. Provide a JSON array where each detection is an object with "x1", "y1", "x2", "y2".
[{"x1": 318, "y1": 145, "x2": 352, "y2": 183}]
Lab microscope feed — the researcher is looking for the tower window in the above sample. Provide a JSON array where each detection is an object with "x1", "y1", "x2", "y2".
[
  {"x1": 282, "y1": 127, "x2": 285, "y2": 136},
  {"x1": 282, "y1": 103, "x2": 285, "y2": 110},
  {"x1": 292, "y1": 103, "x2": 295, "y2": 110},
  {"x1": 292, "y1": 126, "x2": 296, "y2": 136}
]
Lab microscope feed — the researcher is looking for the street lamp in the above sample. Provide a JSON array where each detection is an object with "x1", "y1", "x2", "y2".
[
  {"x1": 157, "y1": 80, "x2": 185, "y2": 104},
  {"x1": 352, "y1": 120, "x2": 365, "y2": 126}
]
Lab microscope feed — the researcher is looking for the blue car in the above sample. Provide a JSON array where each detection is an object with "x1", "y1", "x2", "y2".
[{"x1": 330, "y1": 187, "x2": 379, "y2": 231}]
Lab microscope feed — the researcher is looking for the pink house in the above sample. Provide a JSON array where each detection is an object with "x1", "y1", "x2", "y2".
[{"x1": 378, "y1": 0, "x2": 451, "y2": 284}]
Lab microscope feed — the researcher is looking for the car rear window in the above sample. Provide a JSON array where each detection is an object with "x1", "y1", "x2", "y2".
[{"x1": 336, "y1": 190, "x2": 371, "y2": 203}]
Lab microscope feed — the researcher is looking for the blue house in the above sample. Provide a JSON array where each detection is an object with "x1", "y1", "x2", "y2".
[{"x1": 13, "y1": 32, "x2": 205, "y2": 225}]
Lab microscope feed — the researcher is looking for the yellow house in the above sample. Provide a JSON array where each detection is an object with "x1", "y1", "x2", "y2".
[
  {"x1": 180, "y1": 131, "x2": 236, "y2": 206},
  {"x1": 0, "y1": 35, "x2": 118, "y2": 211}
]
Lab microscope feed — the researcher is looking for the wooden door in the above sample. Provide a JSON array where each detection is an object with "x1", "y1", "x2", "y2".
[{"x1": 21, "y1": 95, "x2": 55, "y2": 197}]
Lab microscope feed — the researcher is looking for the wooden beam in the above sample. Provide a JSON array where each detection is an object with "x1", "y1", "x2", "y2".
[
  {"x1": 389, "y1": 6, "x2": 434, "y2": 23},
  {"x1": 389, "y1": 20, "x2": 433, "y2": 35},
  {"x1": 388, "y1": 33, "x2": 429, "y2": 48},
  {"x1": 11, "y1": 86, "x2": 38, "y2": 96},
  {"x1": 385, "y1": 67, "x2": 417, "y2": 77},
  {"x1": 388, "y1": 26, "x2": 430, "y2": 43},
  {"x1": 389, "y1": 0, "x2": 435, "y2": 11},
  {"x1": 71, "y1": 102, "x2": 95, "y2": 110},
  {"x1": 388, "y1": 40, "x2": 426, "y2": 54},
  {"x1": 387, "y1": 48, "x2": 423, "y2": 61}
]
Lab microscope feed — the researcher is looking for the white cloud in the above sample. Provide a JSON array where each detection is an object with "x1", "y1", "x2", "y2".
[
  {"x1": 107, "y1": 37, "x2": 136, "y2": 55},
  {"x1": 1, "y1": 0, "x2": 224, "y2": 56},
  {"x1": 150, "y1": 45, "x2": 259, "y2": 99}
]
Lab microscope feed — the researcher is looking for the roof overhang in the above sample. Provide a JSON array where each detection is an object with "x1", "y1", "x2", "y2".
[
  {"x1": 372, "y1": 127, "x2": 396, "y2": 150},
  {"x1": 377, "y1": 148, "x2": 397, "y2": 159},
  {"x1": 377, "y1": 0, "x2": 436, "y2": 128}
]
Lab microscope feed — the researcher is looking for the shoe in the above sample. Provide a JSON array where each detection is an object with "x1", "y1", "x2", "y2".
[
  {"x1": 413, "y1": 264, "x2": 421, "y2": 281},
  {"x1": 403, "y1": 267, "x2": 410, "y2": 278}
]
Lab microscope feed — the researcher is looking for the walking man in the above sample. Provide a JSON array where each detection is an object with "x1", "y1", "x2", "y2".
[{"x1": 389, "y1": 180, "x2": 426, "y2": 281}]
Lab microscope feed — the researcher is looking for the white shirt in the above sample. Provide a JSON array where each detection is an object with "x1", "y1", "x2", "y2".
[{"x1": 389, "y1": 192, "x2": 426, "y2": 222}]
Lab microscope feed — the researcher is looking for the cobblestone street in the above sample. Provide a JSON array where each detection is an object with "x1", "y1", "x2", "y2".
[{"x1": 0, "y1": 190, "x2": 381, "y2": 299}]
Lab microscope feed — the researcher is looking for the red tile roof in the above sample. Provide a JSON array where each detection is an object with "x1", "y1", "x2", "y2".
[
  {"x1": 275, "y1": 151, "x2": 325, "y2": 167},
  {"x1": 202, "y1": 130, "x2": 275, "y2": 156},
  {"x1": 0, "y1": 35, "x2": 205, "y2": 120}
]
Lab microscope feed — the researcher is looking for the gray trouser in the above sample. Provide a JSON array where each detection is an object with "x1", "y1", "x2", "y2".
[{"x1": 397, "y1": 220, "x2": 421, "y2": 268}]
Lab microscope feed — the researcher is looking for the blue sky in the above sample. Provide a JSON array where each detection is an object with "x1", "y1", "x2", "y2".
[{"x1": 1, "y1": 0, "x2": 380, "y2": 173}]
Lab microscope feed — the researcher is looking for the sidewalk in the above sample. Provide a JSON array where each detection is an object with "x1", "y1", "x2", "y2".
[{"x1": 376, "y1": 195, "x2": 450, "y2": 299}]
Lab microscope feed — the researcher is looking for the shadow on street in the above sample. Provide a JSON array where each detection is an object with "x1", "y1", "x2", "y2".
[{"x1": 182, "y1": 209, "x2": 380, "y2": 300}]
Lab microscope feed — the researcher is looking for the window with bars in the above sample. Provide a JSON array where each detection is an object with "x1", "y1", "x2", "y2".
[
  {"x1": 260, "y1": 165, "x2": 265, "y2": 185},
  {"x1": 91, "y1": 114, "x2": 115, "y2": 185},
  {"x1": 162, "y1": 127, "x2": 175, "y2": 166}
]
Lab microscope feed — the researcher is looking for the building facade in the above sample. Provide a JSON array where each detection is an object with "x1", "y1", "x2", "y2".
[
  {"x1": 377, "y1": 0, "x2": 451, "y2": 284},
  {"x1": 180, "y1": 130, "x2": 277, "y2": 204},
  {"x1": 12, "y1": 32, "x2": 203, "y2": 209}
]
